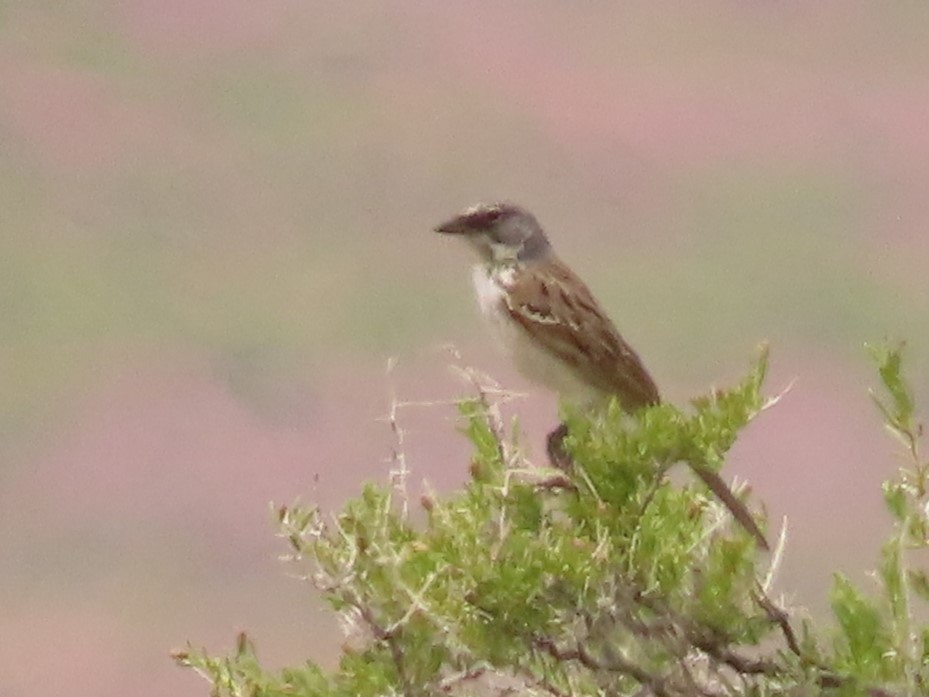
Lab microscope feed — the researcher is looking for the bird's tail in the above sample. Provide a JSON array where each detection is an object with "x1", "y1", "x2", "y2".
[{"x1": 689, "y1": 465, "x2": 769, "y2": 550}]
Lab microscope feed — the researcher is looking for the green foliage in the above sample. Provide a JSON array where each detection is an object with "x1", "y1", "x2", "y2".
[
  {"x1": 177, "y1": 344, "x2": 929, "y2": 696},
  {"x1": 824, "y1": 342, "x2": 929, "y2": 695}
]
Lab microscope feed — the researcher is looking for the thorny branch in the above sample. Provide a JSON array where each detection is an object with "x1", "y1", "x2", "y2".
[
  {"x1": 532, "y1": 635, "x2": 671, "y2": 696},
  {"x1": 351, "y1": 599, "x2": 417, "y2": 697},
  {"x1": 751, "y1": 586, "x2": 803, "y2": 659}
]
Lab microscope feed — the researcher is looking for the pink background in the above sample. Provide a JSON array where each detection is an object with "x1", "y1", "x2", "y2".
[{"x1": 1, "y1": 3, "x2": 928, "y2": 695}]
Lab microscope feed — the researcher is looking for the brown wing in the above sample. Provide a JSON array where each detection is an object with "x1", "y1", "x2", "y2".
[{"x1": 502, "y1": 257, "x2": 660, "y2": 411}]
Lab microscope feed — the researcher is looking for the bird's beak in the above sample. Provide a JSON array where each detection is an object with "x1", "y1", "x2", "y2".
[{"x1": 433, "y1": 215, "x2": 470, "y2": 235}]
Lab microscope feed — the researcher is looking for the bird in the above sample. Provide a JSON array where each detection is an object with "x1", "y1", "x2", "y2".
[{"x1": 434, "y1": 201, "x2": 768, "y2": 550}]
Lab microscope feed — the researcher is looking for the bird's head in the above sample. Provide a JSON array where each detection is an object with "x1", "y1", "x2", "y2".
[{"x1": 434, "y1": 201, "x2": 552, "y2": 265}]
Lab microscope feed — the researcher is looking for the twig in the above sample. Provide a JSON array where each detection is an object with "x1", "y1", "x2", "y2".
[
  {"x1": 751, "y1": 586, "x2": 803, "y2": 659},
  {"x1": 437, "y1": 664, "x2": 490, "y2": 693},
  {"x1": 532, "y1": 636, "x2": 671, "y2": 697},
  {"x1": 356, "y1": 602, "x2": 416, "y2": 697}
]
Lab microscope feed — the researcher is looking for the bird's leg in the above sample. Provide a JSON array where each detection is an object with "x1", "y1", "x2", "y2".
[{"x1": 546, "y1": 422, "x2": 573, "y2": 471}]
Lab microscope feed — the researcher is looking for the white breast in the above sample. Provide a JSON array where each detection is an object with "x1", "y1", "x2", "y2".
[
  {"x1": 471, "y1": 264, "x2": 513, "y2": 318},
  {"x1": 470, "y1": 264, "x2": 601, "y2": 406}
]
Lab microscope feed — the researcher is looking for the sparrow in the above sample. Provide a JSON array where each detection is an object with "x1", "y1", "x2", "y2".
[{"x1": 435, "y1": 201, "x2": 768, "y2": 550}]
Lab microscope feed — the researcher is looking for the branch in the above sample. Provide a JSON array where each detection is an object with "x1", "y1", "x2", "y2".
[
  {"x1": 532, "y1": 635, "x2": 672, "y2": 697},
  {"x1": 354, "y1": 601, "x2": 415, "y2": 697}
]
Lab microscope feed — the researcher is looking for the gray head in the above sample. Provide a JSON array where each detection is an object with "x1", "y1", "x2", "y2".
[{"x1": 434, "y1": 201, "x2": 553, "y2": 264}]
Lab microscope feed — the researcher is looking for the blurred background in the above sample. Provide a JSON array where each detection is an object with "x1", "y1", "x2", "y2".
[{"x1": 2, "y1": 2, "x2": 928, "y2": 695}]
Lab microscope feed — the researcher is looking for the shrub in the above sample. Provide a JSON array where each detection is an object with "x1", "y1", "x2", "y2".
[{"x1": 176, "y1": 344, "x2": 928, "y2": 696}]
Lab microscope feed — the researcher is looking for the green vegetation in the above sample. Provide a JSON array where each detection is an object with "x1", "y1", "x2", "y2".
[{"x1": 177, "y1": 344, "x2": 929, "y2": 696}]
